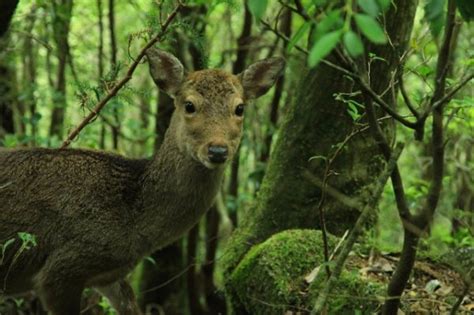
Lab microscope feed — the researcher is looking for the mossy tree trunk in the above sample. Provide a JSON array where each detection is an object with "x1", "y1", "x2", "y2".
[{"x1": 223, "y1": 0, "x2": 418, "y2": 309}]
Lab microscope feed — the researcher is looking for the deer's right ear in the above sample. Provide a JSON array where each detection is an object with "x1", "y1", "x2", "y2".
[{"x1": 146, "y1": 48, "x2": 184, "y2": 98}]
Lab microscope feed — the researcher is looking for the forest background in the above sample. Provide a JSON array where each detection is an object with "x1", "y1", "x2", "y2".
[{"x1": 0, "y1": 0, "x2": 473, "y2": 314}]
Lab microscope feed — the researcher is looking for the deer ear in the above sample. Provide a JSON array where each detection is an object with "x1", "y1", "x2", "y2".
[
  {"x1": 239, "y1": 57, "x2": 285, "y2": 99},
  {"x1": 146, "y1": 48, "x2": 184, "y2": 97}
]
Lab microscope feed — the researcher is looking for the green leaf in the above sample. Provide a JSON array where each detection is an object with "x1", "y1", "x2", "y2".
[
  {"x1": 357, "y1": 0, "x2": 380, "y2": 17},
  {"x1": 354, "y1": 13, "x2": 387, "y2": 44},
  {"x1": 308, "y1": 30, "x2": 342, "y2": 68},
  {"x1": 144, "y1": 256, "x2": 157, "y2": 265},
  {"x1": 424, "y1": 0, "x2": 445, "y2": 37},
  {"x1": 248, "y1": 0, "x2": 268, "y2": 20},
  {"x1": 425, "y1": 0, "x2": 445, "y2": 20},
  {"x1": 313, "y1": 9, "x2": 343, "y2": 41},
  {"x1": 343, "y1": 31, "x2": 364, "y2": 57},
  {"x1": 287, "y1": 21, "x2": 312, "y2": 53},
  {"x1": 17, "y1": 232, "x2": 37, "y2": 250},
  {"x1": 456, "y1": 0, "x2": 474, "y2": 22},
  {"x1": 376, "y1": 0, "x2": 391, "y2": 11}
]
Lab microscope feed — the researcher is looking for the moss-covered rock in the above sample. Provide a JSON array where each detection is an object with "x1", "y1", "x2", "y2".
[{"x1": 227, "y1": 229, "x2": 384, "y2": 314}]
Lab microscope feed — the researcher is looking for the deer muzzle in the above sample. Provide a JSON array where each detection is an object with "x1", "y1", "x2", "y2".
[{"x1": 208, "y1": 145, "x2": 228, "y2": 164}]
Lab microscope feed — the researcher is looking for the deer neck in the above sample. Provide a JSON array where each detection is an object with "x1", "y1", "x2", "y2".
[{"x1": 137, "y1": 120, "x2": 224, "y2": 253}]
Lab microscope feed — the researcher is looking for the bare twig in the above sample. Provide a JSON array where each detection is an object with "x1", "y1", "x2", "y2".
[
  {"x1": 310, "y1": 124, "x2": 371, "y2": 278},
  {"x1": 312, "y1": 144, "x2": 404, "y2": 314},
  {"x1": 355, "y1": 76, "x2": 418, "y2": 129},
  {"x1": 450, "y1": 285, "x2": 470, "y2": 315},
  {"x1": 398, "y1": 72, "x2": 420, "y2": 119},
  {"x1": 276, "y1": 0, "x2": 310, "y2": 21},
  {"x1": 61, "y1": 3, "x2": 183, "y2": 148},
  {"x1": 260, "y1": 19, "x2": 356, "y2": 78},
  {"x1": 419, "y1": 73, "x2": 474, "y2": 121}
]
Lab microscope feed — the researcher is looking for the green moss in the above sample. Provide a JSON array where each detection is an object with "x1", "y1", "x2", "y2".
[
  {"x1": 308, "y1": 269, "x2": 385, "y2": 314},
  {"x1": 227, "y1": 229, "x2": 384, "y2": 314}
]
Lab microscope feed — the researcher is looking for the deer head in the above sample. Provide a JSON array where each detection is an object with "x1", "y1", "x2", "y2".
[{"x1": 146, "y1": 48, "x2": 285, "y2": 169}]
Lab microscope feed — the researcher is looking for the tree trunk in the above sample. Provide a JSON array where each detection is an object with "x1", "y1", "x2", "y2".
[
  {"x1": 97, "y1": 0, "x2": 106, "y2": 149},
  {"x1": 228, "y1": 0, "x2": 253, "y2": 225},
  {"x1": 0, "y1": 0, "x2": 19, "y2": 37},
  {"x1": 260, "y1": 8, "x2": 291, "y2": 163},
  {"x1": 108, "y1": 0, "x2": 120, "y2": 150},
  {"x1": 0, "y1": 0, "x2": 19, "y2": 142},
  {"x1": 49, "y1": 0, "x2": 73, "y2": 139},
  {"x1": 222, "y1": 0, "x2": 418, "y2": 309},
  {"x1": 22, "y1": 5, "x2": 38, "y2": 146},
  {"x1": 0, "y1": 43, "x2": 16, "y2": 142}
]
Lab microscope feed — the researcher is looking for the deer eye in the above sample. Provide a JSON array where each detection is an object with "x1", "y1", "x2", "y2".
[
  {"x1": 184, "y1": 101, "x2": 196, "y2": 114},
  {"x1": 235, "y1": 104, "x2": 244, "y2": 117}
]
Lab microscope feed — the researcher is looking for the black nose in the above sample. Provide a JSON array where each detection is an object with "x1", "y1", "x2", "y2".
[{"x1": 208, "y1": 145, "x2": 228, "y2": 163}]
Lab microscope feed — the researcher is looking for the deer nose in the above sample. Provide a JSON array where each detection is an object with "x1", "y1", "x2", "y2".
[{"x1": 208, "y1": 145, "x2": 228, "y2": 164}]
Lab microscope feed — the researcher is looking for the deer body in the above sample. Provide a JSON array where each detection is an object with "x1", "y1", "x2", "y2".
[{"x1": 0, "y1": 49, "x2": 284, "y2": 314}]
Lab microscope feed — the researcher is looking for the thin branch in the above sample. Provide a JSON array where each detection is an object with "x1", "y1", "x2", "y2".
[
  {"x1": 450, "y1": 285, "x2": 470, "y2": 315},
  {"x1": 260, "y1": 19, "x2": 308, "y2": 54},
  {"x1": 260, "y1": 19, "x2": 356, "y2": 78},
  {"x1": 422, "y1": 73, "x2": 473, "y2": 118},
  {"x1": 419, "y1": 0, "x2": 457, "y2": 223},
  {"x1": 398, "y1": 72, "x2": 420, "y2": 118},
  {"x1": 262, "y1": 19, "x2": 420, "y2": 130},
  {"x1": 304, "y1": 171, "x2": 362, "y2": 209},
  {"x1": 294, "y1": 0, "x2": 310, "y2": 20},
  {"x1": 312, "y1": 144, "x2": 404, "y2": 314},
  {"x1": 276, "y1": 0, "x2": 309, "y2": 21},
  {"x1": 362, "y1": 93, "x2": 411, "y2": 221},
  {"x1": 61, "y1": 3, "x2": 183, "y2": 148},
  {"x1": 356, "y1": 77, "x2": 418, "y2": 129}
]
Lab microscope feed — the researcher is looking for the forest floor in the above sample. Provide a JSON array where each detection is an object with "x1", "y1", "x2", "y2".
[
  {"x1": 1, "y1": 252, "x2": 473, "y2": 314},
  {"x1": 345, "y1": 252, "x2": 473, "y2": 314}
]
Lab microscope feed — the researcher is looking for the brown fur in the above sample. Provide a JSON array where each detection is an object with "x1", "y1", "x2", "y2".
[{"x1": 0, "y1": 48, "x2": 284, "y2": 315}]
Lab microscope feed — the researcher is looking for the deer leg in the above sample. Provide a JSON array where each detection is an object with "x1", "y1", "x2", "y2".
[
  {"x1": 96, "y1": 279, "x2": 142, "y2": 315},
  {"x1": 34, "y1": 250, "x2": 86, "y2": 315},
  {"x1": 36, "y1": 276, "x2": 83, "y2": 315}
]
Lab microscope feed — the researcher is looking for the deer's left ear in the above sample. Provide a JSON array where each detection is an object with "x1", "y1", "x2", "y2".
[{"x1": 239, "y1": 57, "x2": 285, "y2": 100}]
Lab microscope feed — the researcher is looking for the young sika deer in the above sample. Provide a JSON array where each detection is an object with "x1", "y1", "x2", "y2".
[{"x1": 0, "y1": 48, "x2": 284, "y2": 315}]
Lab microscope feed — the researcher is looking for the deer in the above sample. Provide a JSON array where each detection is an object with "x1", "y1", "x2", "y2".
[{"x1": 0, "y1": 47, "x2": 284, "y2": 315}]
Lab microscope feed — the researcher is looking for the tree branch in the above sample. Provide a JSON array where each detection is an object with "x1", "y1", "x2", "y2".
[
  {"x1": 260, "y1": 19, "x2": 356, "y2": 78},
  {"x1": 355, "y1": 76, "x2": 418, "y2": 129},
  {"x1": 398, "y1": 72, "x2": 420, "y2": 119},
  {"x1": 61, "y1": 2, "x2": 183, "y2": 148},
  {"x1": 419, "y1": 0, "x2": 457, "y2": 224},
  {"x1": 312, "y1": 144, "x2": 404, "y2": 314},
  {"x1": 437, "y1": 73, "x2": 473, "y2": 107},
  {"x1": 383, "y1": 1, "x2": 458, "y2": 313}
]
